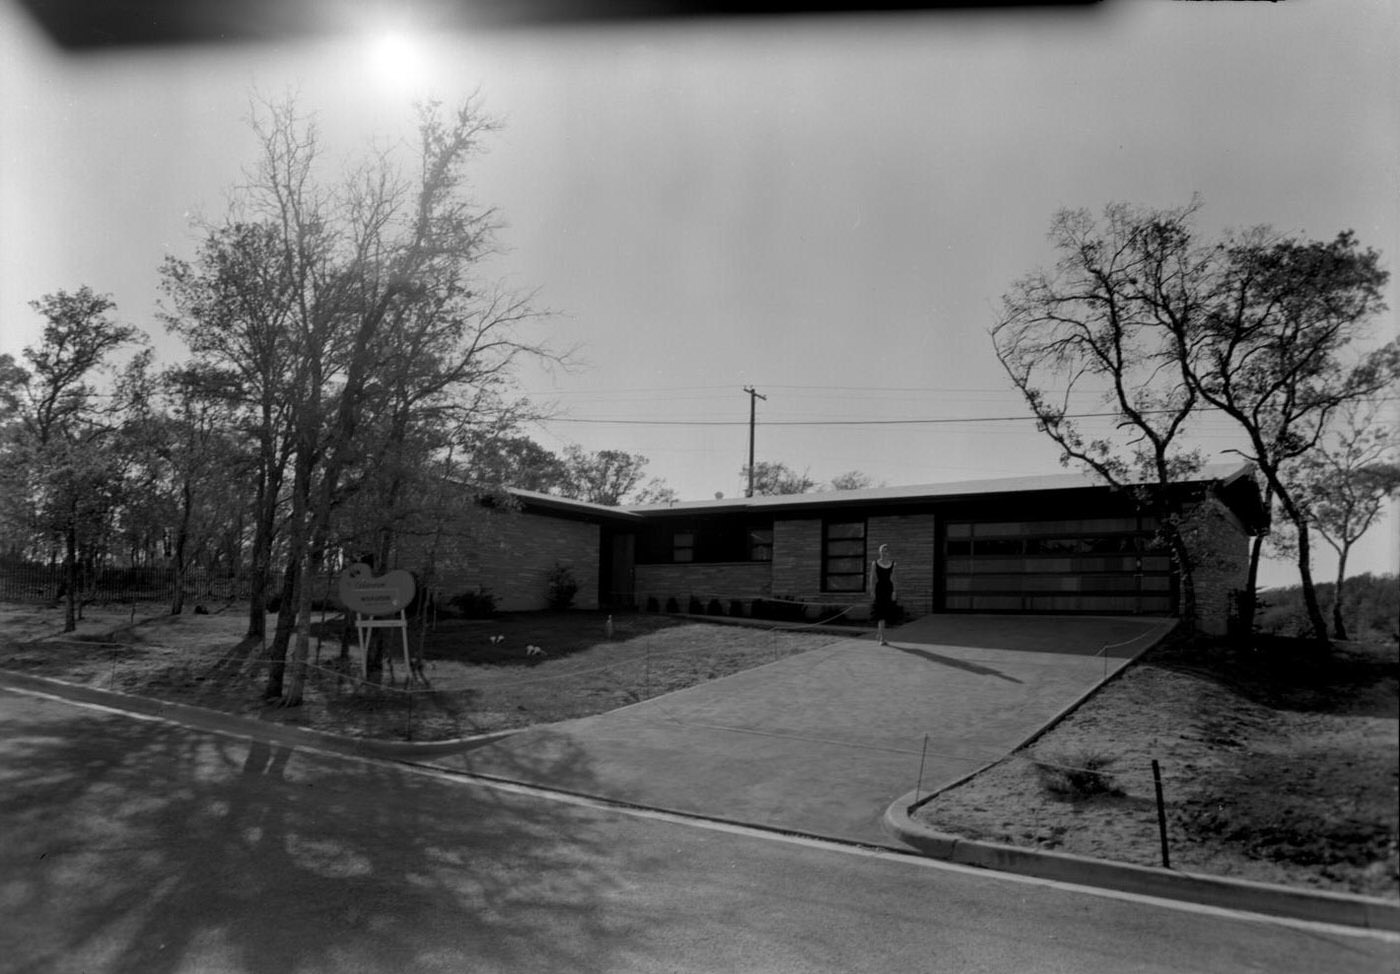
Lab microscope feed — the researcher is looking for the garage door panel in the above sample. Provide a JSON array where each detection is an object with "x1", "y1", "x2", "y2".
[{"x1": 943, "y1": 518, "x2": 1173, "y2": 615}]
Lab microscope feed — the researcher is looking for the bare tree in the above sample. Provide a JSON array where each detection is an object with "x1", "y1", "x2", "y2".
[
  {"x1": 1283, "y1": 401, "x2": 1400, "y2": 640},
  {"x1": 992, "y1": 200, "x2": 1210, "y2": 628}
]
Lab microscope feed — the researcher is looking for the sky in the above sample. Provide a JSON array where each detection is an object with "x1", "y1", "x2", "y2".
[{"x1": 1, "y1": 0, "x2": 1397, "y2": 589}]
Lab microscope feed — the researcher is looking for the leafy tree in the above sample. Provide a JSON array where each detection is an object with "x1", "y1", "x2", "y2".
[
  {"x1": 1179, "y1": 228, "x2": 1395, "y2": 642},
  {"x1": 459, "y1": 433, "x2": 568, "y2": 493},
  {"x1": 162, "y1": 95, "x2": 553, "y2": 704},
  {"x1": 131, "y1": 364, "x2": 242, "y2": 614},
  {"x1": 9, "y1": 288, "x2": 145, "y2": 630},
  {"x1": 1256, "y1": 573, "x2": 1398, "y2": 645},
  {"x1": 827, "y1": 470, "x2": 879, "y2": 491},
  {"x1": 1285, "y1": 402, "x2": 1400, "y2": 640},
  {"x1": 630, "y1": 480, "x2": 679, "y2": 506},
  {"x1": 992, "y1": 201, "x2": 1209, "y2": 628},
  {"x1": 557, "y1": 446, "x2": 672, "y2": 506},
  {"x1": 457, "y1": 436, "x2": 674, "y2": 505},
  {"x1": 0, "y1": 354, "x2": 33, "y2": 558},
  {"x1": 994, "y1": 199, "x2": 1397, "y2": 641},
  {"x1": 161, "y1": 219, "x2": 299, "y2": 643},
  {"x1": 741, "y1": 461, "x2": 818, "y2": 497}
]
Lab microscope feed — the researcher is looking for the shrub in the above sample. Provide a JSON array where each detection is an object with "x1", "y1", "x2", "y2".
[
  {"x1": 449, "y1": 587, "x2": 496, "y2": 619},
  {"x1": 707, "y1": 598, "x2": 724, "y2": 615},
  {"x1": 646, "y1": 596, "x2": 659, "y2": 613},
  {"x1": 754, "y1": 597, "x2": 805, "y2": 622},
  {"x1": 665, "y1": 596, "x2": 680, "y2": 613},
  {"x1": 1033, "y1": 750, "x2": 1123, "y2": 799},
  {"x1": 729, "y1": 599, "x2": 746, "y2": 618},
  {"x1": 545, "y1": 563, "x2": 579, "y2": 611},
  {"x1": 688, "y1": 595, "x2": 704, "y2": 614}
]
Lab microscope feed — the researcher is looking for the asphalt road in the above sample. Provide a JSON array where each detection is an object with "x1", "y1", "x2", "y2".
[{"x1": 1, "y1": 687, "x2": 1395, "y2": 974}]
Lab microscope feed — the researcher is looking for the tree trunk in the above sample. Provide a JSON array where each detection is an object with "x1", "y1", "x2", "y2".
[
  {"x1": 282, "y1": 512, "x2": 326, "y2": 706},
  {"x1": 170, "y1": 481, "x2": 192, "y2": 616},
  {"x1": 1238, "y1": 533, "x2": 1265, "y2": 641},
  {"x1": 263, "y1": 555, "x2": 299, "y2": 698},
  {"x1": 282, "y1": 556, "x2": 316, "y2": 706},
  {"x1": 1292, "y1": 522, "x2": 1330, "y2": 646},
  {"x1": 62, "y1": 520, "x2": 78, "y2": 634},
  {"x1": 1331, "y1": 548, "x2": 1350, "y2": 641},
  {"x1": 1161, "y1": 517, "x2": 1198, "y2": 634},
  {"x1": 246, "y1": 469, "x2": 273, "y2": 641},
  {"x1": 246, "y1": 424, "x2": 285, "y2": 642}
]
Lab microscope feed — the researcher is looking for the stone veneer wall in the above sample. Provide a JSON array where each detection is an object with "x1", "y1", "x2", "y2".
[
  {"x1": 1178, "y1": 495, "x2": 1251, "y2": 635},
  {"x1": 410, "y1": 508, "x2": 600, "y2": 612}
]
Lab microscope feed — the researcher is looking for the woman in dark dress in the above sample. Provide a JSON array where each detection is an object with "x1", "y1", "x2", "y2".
[{"x1": 870, "y1": 544, "x2": 896, "y2": 645}]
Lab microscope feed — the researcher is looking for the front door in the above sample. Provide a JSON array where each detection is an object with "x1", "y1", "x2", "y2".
[{"x1": 602, "y1": 531, "x2": 636, "y2": 608}]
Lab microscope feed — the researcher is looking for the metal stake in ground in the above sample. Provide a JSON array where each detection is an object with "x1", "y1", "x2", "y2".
[
  {"x1": 914, "y1": 733, "x2": 930, "y2": 806},
  {"x1": 1152, "y1": 758, "x2": 1171, "y2": 869}
]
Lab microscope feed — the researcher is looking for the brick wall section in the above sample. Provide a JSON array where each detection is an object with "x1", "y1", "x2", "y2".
[
  {"x1": 761, "y1": 513, "x2": 938, "y2": 618},
  {"x1": 868, "y1": 514, "x2": 936, "y2": 617},
  {"x1": 634, "y1": 563, "x2": 773, "y2": 610},
  {"x1": 1178, "y1": 496, "x2": 1250, "y2": 635},
  {"x1": 770, "y1": 519, "x2": 823, "y2": 598},
  {"x1": 404, "y1": 508, "x2": 600, "y2": 612}
]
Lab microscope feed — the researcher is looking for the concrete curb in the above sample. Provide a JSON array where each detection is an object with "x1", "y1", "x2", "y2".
[
  {"x1": 906, "y1": 620, "x2": 1171, "y2": 816},
  {"x1": 885, "y1": 791, "x2": 1400, "y2": 933},
  {"x1": 0, "y1": 669, "x2": 520, "y2": 759}
]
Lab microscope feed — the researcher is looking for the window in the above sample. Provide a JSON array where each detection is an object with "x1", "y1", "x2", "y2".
[
  {"x1": 749, "y1": 527, "x2": 773, "y2": 562},
  {"x1": 673, "y1": 531, "x2": 694, "y2": 563},
  {"x1": 823, "y1": 520, "x2": 866, "y2": 592}
]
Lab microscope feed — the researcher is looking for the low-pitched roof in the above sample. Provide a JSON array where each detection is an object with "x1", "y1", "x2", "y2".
[
  {"x1": 625, "y1": 460, "x2": 1260, "y2": 516},
  {"x1": 505, "y1": 487, "x2": 646, "y2": 522}
]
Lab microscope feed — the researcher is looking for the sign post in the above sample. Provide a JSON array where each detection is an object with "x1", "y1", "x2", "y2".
[{"x1": 336, "y1": 564, "x2": 417, "y2": 684}]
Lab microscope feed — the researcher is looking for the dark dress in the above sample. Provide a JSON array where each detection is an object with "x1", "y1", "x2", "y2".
[{"x1": 871, "y1": 560, "x2": 896, "y2": 622}]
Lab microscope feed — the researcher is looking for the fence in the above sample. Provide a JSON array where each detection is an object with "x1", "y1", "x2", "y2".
[{"x1": 0, "y1": 564, "x2": 255, "y2": 605}]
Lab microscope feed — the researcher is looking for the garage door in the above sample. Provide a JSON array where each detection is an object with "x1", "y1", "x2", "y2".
[{"x1": 943, "y1": 516, "x2": 1173, "y2": 614}]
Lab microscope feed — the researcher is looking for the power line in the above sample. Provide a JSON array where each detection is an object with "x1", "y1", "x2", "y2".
[
  {"x1": 540, "y1": 410, "x2": 1163, "y2": 428},
  {"x1": 534, "y1": 397, "x2": 1399, "y2": 430}
]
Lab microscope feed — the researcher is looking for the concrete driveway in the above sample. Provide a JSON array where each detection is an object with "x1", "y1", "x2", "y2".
[{"x1": 427, "y1": 614, "x2": 1176, "y2": 846}]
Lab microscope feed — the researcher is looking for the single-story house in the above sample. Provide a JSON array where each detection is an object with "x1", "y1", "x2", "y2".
[{"x1": 420, "y1": 462, "x2": 1266, "y2": 635}]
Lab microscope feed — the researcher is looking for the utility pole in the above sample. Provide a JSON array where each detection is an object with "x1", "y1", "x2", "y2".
[{"x1": 743, "y1": 385, "x2": 766, "y2": 497}]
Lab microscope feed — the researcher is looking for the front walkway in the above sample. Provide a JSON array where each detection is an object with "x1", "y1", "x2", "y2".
[{"x1": 425, "y1": 614, "x2": 1176, "y2": 845}]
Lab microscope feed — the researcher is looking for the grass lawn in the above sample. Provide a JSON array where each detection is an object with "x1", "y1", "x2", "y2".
[
  {"x1": 911, "y1": 631, "x2": 1400, "y2": 901},
  {"x1": 0, "y1": 602, "x2": 846, "y2": 741}
]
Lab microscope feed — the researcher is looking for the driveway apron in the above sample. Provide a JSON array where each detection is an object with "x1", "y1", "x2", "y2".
[{"x1": 427, "y1": 615, "x2": 1176, "y2": 846}]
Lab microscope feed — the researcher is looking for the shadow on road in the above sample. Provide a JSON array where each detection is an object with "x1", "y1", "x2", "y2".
[{"x1": 0, "y1": 695, "x2": 646, "y2": 974}]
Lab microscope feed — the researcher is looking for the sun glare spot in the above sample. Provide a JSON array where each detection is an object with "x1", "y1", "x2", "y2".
[{"x1": 365, "y1": 29, "x2": 429, "y2": 94}]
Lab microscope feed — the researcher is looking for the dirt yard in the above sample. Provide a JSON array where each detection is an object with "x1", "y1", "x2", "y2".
[
  {"x1": 911, "y1": 632, "x2": 1399, "y2": 901},
  {"x1": 0, "y1": 602, "x2": 843, "y2": 741}
]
